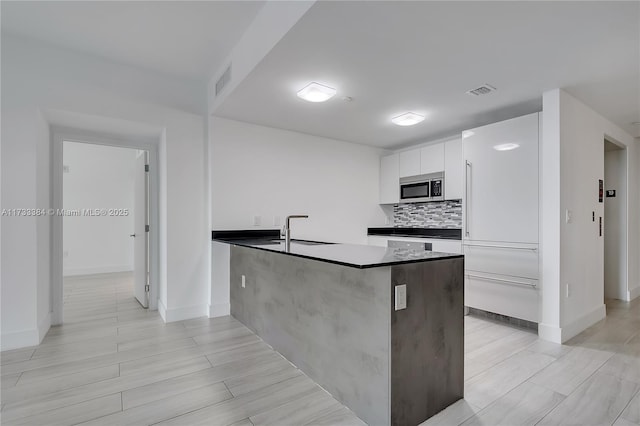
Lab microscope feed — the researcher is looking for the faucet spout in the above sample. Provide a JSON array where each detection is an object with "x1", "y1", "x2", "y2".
[{"x1": 283, "y1": 215, "x2": 309, "y2": 251}]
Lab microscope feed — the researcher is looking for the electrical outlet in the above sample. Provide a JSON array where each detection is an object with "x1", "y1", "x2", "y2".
[
  {"x1": 63, "y1": 250, "x2": 69, "y2": 258},
  {"x1": 274, "y1": 216, "x2": 281, "y2": 227},
  {"x1": 384, "y1": 216, "x2": 391, "y2": 225},
  {"x1": 241, "y1": 275, "x2": 246, "y2": 288},
  {"x1": 253, "y1": 215, "x2": 261, "y2": 226},
  {"x1": 566, "y1": 283, "x2": 570, "y2": 298},
  {"x1": 395, "y1": 285, "x2": 407, "y2": 310},
  {"x1": 565, "y1": 210, "x2": 572, "y2": 223}
]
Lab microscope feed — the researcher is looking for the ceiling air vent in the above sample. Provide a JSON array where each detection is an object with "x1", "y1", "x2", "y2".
[
  {"x1": 215, "y1": 64, "x2": 232, "y2": 96},
  {"x1": 466, "y1": 84, "x2": 497, "y2": 96}
]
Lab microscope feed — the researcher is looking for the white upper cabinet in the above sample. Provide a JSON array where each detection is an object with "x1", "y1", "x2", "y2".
[
  {"x1": 420, "y1": 144, "x2": 445, "y2": 175},
  {"x1": 380, "y1": 153, "x2": 399, "y2": 204},
  {"x1": 444, "y1": 138, "x2": 463, "y2": 200},
  {"x1": 399, "y1": 150, "x2": 421, "y2": 177}
]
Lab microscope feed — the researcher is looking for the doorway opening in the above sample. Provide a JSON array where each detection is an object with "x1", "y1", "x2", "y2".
[
  {"x1": 52, "y1": 129, "x2": 159, "y2": 326},
  {"x1": 603, "y1": 139, "x2": 628, "y2": 303}
]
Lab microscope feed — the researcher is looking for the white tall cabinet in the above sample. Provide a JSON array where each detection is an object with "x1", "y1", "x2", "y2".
[
  {"x1": 380, "y1": 153, "x2": 400, "y2": 204},
  {"x1": 463, "y1": 113, "x2": 540, "y2": 322},
  {"x1": 444, "y1": 138, "x2": 463, "y2": 200}
]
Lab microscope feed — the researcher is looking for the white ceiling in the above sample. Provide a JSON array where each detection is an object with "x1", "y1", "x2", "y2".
[
  {"x1": 215, "y1": 1, "x2": 640, "y2": 148},
  {"x1": 1, "y1": 1, "x2": 265, "y2": 82}
]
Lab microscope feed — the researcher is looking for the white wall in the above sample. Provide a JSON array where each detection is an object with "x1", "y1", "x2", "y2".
[
  {"x1": 1, "y1": 35, "x2": 209, "y2": 350},
  {"x1": 211, "y1": 117, "x2": 386, "y2": 243},
  {"x1": 604, "y1": 147, "x2": 627, "y2": 300},
  {"x1": 62, "y1": 142, "x2": 137, "y2": 276},
  {"x1": 540, "y1": 89, "x2": 639, "y2": 343},
  {"x1": 209, "y1": 116, "x2": 386, "y2": 316}
]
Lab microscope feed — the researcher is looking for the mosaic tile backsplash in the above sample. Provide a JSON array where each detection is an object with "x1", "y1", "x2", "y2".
[{"x1": 393, "y1": 200, "x2": 462, "y2": 228}]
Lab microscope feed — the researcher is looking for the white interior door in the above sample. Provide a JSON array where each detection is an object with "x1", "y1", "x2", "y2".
[{"x1": 133, "y1": 151, "x2": 149, "y2": 308}]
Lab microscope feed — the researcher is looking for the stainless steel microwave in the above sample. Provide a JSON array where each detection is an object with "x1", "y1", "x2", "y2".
[{"x1": 399, "y1": 172, "x2": 444, "y2": 203}]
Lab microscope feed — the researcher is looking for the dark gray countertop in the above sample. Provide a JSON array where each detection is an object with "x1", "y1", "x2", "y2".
[{"x1": 212, "y1": 230, "x2": 463, "y2": 269}]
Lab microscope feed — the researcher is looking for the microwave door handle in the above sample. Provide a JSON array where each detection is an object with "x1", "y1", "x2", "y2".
[{"x1": 465, "y1": 161, "x2": 472, "y2": 237}]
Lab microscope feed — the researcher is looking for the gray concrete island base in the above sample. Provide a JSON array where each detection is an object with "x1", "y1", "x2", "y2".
[{"x1": 230, "y1": 245, "x2": 464, "y2": 426}]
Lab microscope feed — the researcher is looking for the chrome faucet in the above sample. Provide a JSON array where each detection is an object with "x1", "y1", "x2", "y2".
[{"x1": 282, "y1": 215, "x2": 309, "y2": 251}]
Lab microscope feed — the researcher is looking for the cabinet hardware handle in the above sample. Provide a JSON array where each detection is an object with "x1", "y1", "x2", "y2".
[
  {"x1": 466, "y1": 273, "x2": 537, "y2": 288},
  {"x1": 465, "y1": 160, "x2": 472, "y2": 237},
  {"x1": 463, "y1": 243, "x2": 537, "y2": 251}
]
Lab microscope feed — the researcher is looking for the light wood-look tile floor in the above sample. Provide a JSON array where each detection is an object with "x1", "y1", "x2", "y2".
[{"x1": 1, "y1": 272, "x2": 639, "y2": 426}]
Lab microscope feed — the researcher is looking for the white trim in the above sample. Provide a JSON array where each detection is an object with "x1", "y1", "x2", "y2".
[
  {"x1": 162, "y1": 303, "x2": 208, "y2": 323},
  {"x1": 64, "y1": 265, "x2": 133, "y2": 276},
  {"x1": 209, "y1": 302, "x2": 230, "y2": 318},
  {"x1": 38, "y1": 312, "x2": 52, "y2": 342},
  {"x1": 51, "y1": 127, "x2": 161, "y2": 325},
  {"x1": 562, "y1": 304, "x2": 607, "y2": 342},
  {"x1": 538, "y1": 304, "x2": 606, "y2": 343},
  {"x1": 158, "y1": 299, "x2": 168, "y2": 322},
  {"x1": 537, "y1": 323, "x2": 562, "y2": 344},
  {"x1": 1, "y1": 328, "x2": 40, "y2": 351},
  {"x1": 628, "y1": 286, "x2": 640, "y2": 301}
]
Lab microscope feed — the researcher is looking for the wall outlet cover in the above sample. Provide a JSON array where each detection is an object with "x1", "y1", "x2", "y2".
[{"x1": 395, "y1": 284, "x2": 407, "y2": 310}]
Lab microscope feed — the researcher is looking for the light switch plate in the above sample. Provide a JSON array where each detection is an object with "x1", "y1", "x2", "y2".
[
  {"x1": 241, "y1": 275, "x2": 246, "y2": 288},
  {"x1": 395, "y1": 285, "x2": 407, "y2": 310}
]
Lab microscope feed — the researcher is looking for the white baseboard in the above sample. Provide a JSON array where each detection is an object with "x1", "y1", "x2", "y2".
[
  {"x1": 158, "y1": 299, "x2": 167, "y2": 322},
  {"x1": 38, "y1": 311, "x2": 52, "y2": 342},
  {"x1": 538, "y1": 304, "x2": 606, "y2": 344},
  {"x1": 628, "y1": 286, "x2": 640, "y2": 301},
  {"x1": 537, "y1": 323, "x2": 563, "y2": 344},
  {"x1": 157, "y1": 301, "x2": 207, "y2": 323},
  {"x1": 209, "y1": 302, "x2": 230, "y2": 318},
  {"x1": 0, "y1": 328, "x2": 39, "y2": 351},
  {"x1": 0, "y1": 312, "x2": 53, "y2": 351},
  {"x1": 561, "y1": 304, "x2": 607, "y2": 342},
  {"x1": 63, "y1": 264, "x2": 133, "y2": 276}
]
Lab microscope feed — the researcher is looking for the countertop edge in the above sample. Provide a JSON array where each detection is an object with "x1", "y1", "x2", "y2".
[{"x1": 213, "y1": 238, "x2": 464, "y2": 269}]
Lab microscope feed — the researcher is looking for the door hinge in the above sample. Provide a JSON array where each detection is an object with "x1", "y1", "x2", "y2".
[
  {"x1": 145, "y1": 224, "x2": 150, "y2": 232},
  {"x1": 145, "y1": 284, "x2": 150, "y2": 293},
  {"x1": 144, "y1": 164, "x2": 150, "y2": 172}
]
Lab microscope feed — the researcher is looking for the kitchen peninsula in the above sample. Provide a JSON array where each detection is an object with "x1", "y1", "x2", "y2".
[{"x1": 213, "y1": 230, "x2": 464, "y2": 426}]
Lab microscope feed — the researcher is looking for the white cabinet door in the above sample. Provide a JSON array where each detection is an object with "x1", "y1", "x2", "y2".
[
  {"x1": 444, "y1": 138, "x2": 463, "y2": 200},
  {"x1": 399, "y1": 149, "x2": 421, "y2": 177},
  {"x1": 463, "y1": 113, "x2": 539, "y2": 244},
  {"x1": 380, "y1": 153, "x2": 399, "y2": 204},
  {"x1": 420, "y1": 144, "x2": 445, "y2": 174}
]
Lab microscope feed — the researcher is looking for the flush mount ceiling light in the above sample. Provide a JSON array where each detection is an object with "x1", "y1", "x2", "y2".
[
  {"x1": 462, "y1": 130, "x2": 475, "y2": 139},
  {"x1": 493, "y1": 143, "x2": 520, "y2": 151},
  {"x1": 391, "y1": 112, "x2": 425, "y2": 126},
  {"x1": 297, "y1": 82, "x2": 337, "y2": 103}
]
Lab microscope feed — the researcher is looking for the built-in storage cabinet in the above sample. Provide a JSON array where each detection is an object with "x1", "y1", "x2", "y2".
[
  {"x1": 399, "y1": 150, "x2": 421, "y2": 177},
  {"x1": 444, "y1": 138, "x2": 463, "y2": 200},
  {"x1": 463, "y1": 113, "x2": 539, "y2": 243},
  {"x1": 420, "y1": 144, "x2": 445, "y2": 175},
  {"x1": 385, "y1": 138, "x2": 462, "y2": 202},
  {"x1": 380, "y1": 153, "x2": 400, "y2": 204},
  {"x1": 462, "y1": 112, "x2": 540, "y2": 323}
]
